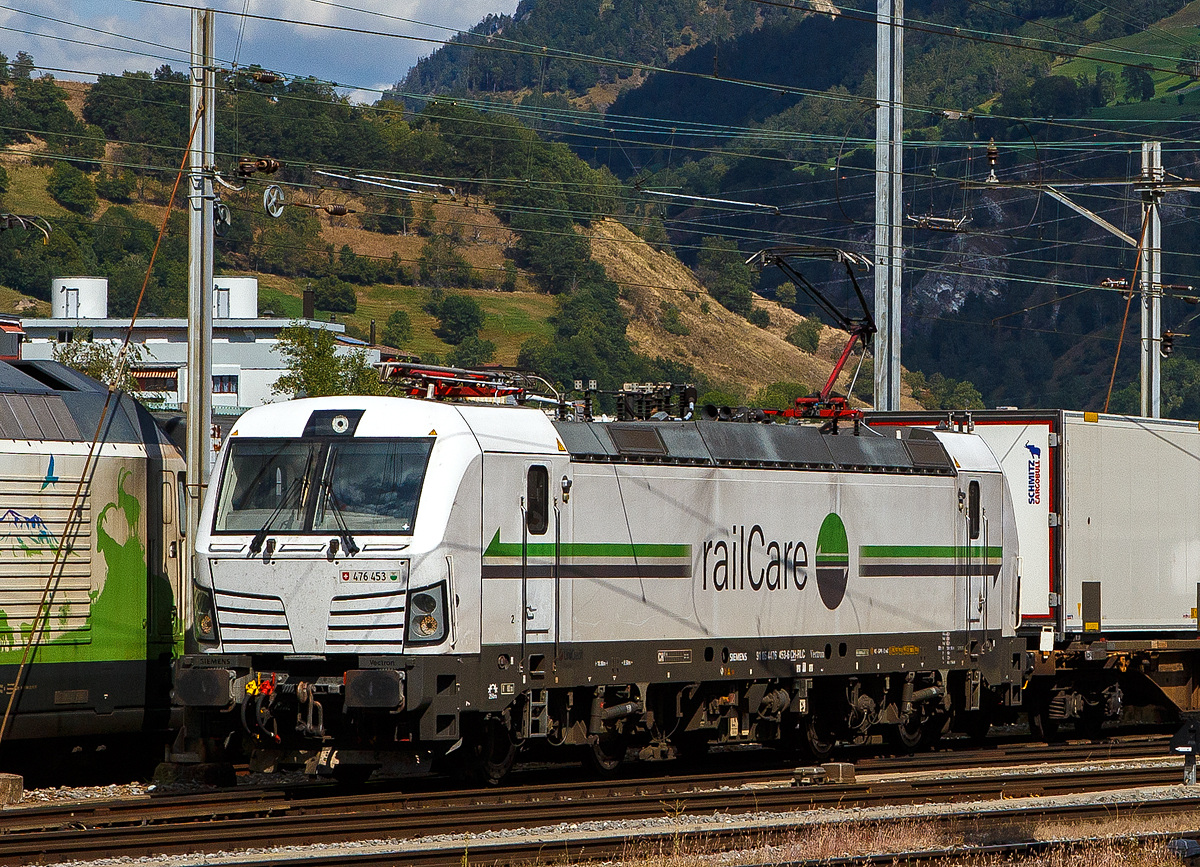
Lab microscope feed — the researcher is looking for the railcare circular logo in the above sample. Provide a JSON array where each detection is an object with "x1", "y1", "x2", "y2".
[{"x1": 815, "y1": 512, "x2": 849, "y2": 610}]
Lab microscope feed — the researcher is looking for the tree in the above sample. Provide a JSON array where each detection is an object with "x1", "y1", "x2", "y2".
[
  {"x1": 696, "y1": 237, "x2": 753, "y2": 317},
  {"x1": 425, "y1": 289, "x2": 485, "y2": 344},
  {"x1": 447, "y1": 335, "x2": 497, "y2": 367},
  {"x1": 381, "y1": 310, "x2": 413, "y2": 348},
  {"x1": 12, "y1": 51, "x2": 32, "y2": 80},
  {"x1": 272, "y1": 324, "x2": 388, "y2": 397},
  {"x1": 1177, "y1": 47, "x2": 1200, "y2": 78},
  {"x1": 775, "y1": 282, "x2": 797, "y2": 307},
  {"x1": 52, "y1": 333, "x2": 143, "y2": 393},
  {"x1": 904, "y1": 370, "x2": 985, "y2": 410},
  {"x1": 46, "y1": 162, "x2": 97, "y2": 215},
  {"x1": 1121, "y1": 64, "x2": 1155, "y2": 102},
  {"x1": 0, "y1": 52, "x2": 9, "y2": 83},
  {"x1": 95, "y1": 170, "x2": 136, "y2": 203},
  {"x1": 313, "y1": 275, "x2": 357, "y2": 313}
]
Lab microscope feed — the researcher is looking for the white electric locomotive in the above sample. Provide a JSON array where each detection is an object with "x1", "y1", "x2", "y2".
[{"x1": 173, "y1": 395, "x2": 1025, "y2": 780}]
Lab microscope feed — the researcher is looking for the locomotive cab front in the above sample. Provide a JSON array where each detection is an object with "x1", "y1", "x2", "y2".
[{"x1": 174, "y1": 396, "x2": 493, "y2": 775}]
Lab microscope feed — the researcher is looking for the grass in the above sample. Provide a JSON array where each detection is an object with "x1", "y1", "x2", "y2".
[
  {"x1": 574, "y1": 813, "x2": 1200, "y2": 867},
  {"x1": 1054, "y1": 22, "x2": 1200, "y2": 109},
  {"x1": 3, "y1": 164, "x2": 69, "y2": 219}
]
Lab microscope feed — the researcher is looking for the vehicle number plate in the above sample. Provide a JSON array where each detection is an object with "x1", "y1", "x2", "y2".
[{"x1": 341, "y1": 570, "x2": 401, "y2": 582}]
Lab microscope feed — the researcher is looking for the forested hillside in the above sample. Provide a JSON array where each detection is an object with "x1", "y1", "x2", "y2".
[
  {"x1": 4, "y1": 58, "x2": 883, "y2": 407},
  {"x1": 398, "y1": 0, "x2": 1200, "y2": 415}
]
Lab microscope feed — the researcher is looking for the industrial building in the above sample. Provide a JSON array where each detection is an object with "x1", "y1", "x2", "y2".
[{"x1": 18, "y1": 276, "x2": 377, "y2": 413}]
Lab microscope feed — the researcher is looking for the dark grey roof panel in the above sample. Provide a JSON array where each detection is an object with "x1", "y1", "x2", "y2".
[
  {"x1": 904, "y1": 438, "x2": 953, "y2": 470},
  {"x1": 698, "y1": 422, "x2": 837, "y2": 467},
  {"x1": 46, "y1": 396, "x2": 81, "y2": 440},
  {"x1": 654, "y1": 424, "x2": 712, "y2": 462},
  {"x1": 5, "y1": 394, "x2": 43, "y2": 438},
  {"x1": 0, "y1": 397, "x2": 21, "y2": 438},
  {"x1": 553, "y1": 421, "x2": 611, "y2": 457},
  {"x1": 825, "y1": 434, "x2": 913, "y2": 469}
]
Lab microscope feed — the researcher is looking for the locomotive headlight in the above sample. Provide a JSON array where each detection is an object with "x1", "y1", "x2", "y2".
[
  {"x1": 193, "y1": 585, "x2": 220, "y2": 645},
  {"x1": 406, "y1": 583, "x2": 447, "y2": 646}
]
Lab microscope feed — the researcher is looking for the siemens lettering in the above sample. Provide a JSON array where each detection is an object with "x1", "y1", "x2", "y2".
[{"x1": 702, "y1": 525, "x2": 809, "y2": 591}]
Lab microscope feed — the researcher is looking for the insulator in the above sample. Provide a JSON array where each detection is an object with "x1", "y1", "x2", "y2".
[
  {"x1": 237, "y1": 159, "x2": 257, "y2": 177},
  {"x1": 252, "y1": 71, "x2": 281, "y2": 84},
  {"x1": 255, "y1": 157, "x2": 281, "y2": 175},
  {"x1": 986, "y1": 137, "x2": 998, "y2": 166},
  {"x1": 324, "y1": 204, "x2": 352, "y2": 216}
]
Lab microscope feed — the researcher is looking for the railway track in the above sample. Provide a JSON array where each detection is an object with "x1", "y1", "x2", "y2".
[{"x1": 0, "y1": 736, "x2": 1183, "y2": 865}]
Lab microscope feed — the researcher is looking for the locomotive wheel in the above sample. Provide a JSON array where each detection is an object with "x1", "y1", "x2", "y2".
[
  {"x1": 891, "y1": 717, "x2": 925, "y2": 752},
  {"x1": 468, "y1": 717, "x2": 518, "y2": 786},
  {"x1": 803, "y1": 716, "x2": 837, "y2": 762},
  {"x1": 584, "y1": 728, "x2": 630, "y2": 775}
]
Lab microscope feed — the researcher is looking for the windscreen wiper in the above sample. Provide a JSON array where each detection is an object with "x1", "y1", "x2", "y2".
[
  {"x1": 249, "y1": 477, "x2": 301, "y2": 556},
  {"x1": 249, "y1": 450, "x2": 315, "y2": 556},
  {"x1": 323, "y1": 482, "x2": 360, "y2": 556}
]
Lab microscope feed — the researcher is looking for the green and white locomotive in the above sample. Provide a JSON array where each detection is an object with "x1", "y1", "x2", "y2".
[
  {"x1": 0, "y1": 360, "x2": 185, "y2": 762},
  {"x1": 174, "y1": 395, "x2": 1025, "y2": 780}
]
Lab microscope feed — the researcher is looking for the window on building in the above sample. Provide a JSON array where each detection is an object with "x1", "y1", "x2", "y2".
[
  {"x1": 212, "y1": 374, "x2": 239, "y2": 394},
  {"x1": 56, "y1": 329, "x2": 74, "y2": 344}
]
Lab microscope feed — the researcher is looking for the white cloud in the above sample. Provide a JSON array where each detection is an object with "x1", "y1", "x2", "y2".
[{"x1": 4, "y1": 0, "x2": 518, "y2": 88}]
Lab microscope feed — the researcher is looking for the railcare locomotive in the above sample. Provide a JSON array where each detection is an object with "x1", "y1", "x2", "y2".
[{"x1": 172, "y1": 394, "x2": 1026, "y2": 781}]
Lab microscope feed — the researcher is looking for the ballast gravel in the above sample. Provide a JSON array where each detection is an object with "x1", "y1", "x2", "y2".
[{"x1": 23, "y1": 758, "x2": 1200, "y2": 867}]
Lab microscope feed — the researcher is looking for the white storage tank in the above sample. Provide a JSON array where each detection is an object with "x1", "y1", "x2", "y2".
[
  {"x1": 213, "y1": 276, "x2": 258, "y2": 319},
  {"x1": 51, "y1": 277, "x2": 108, "y2": 319}
]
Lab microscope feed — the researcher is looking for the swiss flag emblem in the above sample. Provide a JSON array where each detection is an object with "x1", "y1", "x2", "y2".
[{"x1": 341, "y1": 571, "x2": 350, "y2": 581}]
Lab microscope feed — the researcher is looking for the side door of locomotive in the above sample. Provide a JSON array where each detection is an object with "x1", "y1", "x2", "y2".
[
  {"x1": 957, "y1": 475, "x2": 986, "y2": 648},
  {"x1": 481, "y1": 454, "x2": 570, "y2": 656}
]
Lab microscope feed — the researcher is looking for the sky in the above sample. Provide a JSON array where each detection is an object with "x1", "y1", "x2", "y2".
[{"x1": 1, "y1": 0, "x2": 519, "y2": 104}]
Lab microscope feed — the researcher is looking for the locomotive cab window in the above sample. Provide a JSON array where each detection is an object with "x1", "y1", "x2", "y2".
[
  {"x1": 526, "y1": 465, "x2": 549, "y2": 535},
  {"x1": 212, "y1": 438, "x2": 433, "y2": 535},
  {"x1": 968, "y1": 480, "x2": 981, "y2": 540}
]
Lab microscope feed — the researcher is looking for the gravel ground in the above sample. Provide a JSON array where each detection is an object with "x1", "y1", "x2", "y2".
[
  {"x1": 25, "y1": 757, "x2": 1200, "y2": 867},
  {"x1": 14, "y1": 771, "x2": 315, "y2": 807}
]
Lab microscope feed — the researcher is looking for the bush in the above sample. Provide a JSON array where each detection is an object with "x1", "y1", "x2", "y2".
[
  {"x1": 447, "y1": 335, "x2": 496, "y2": 367},
  {"x1": 381, "y1": 309, "x2": 412, "y2": 348},
  {"x1": 313, "y1": 275, "x2": 357, "y2": 313},
  {"x1": 698, "y1": 390, "x2": 739, "y2": 409},
  {"x1": 0, "y1": 164, "x2": 8, "y2": 196},
  {"x1": 787, "y1": 318, "x2": 822, "y2": 353},
  {"x1": 660, "y1": 301, "x2": 690, "y2": 336},
  {"x1": 752, "y1": 381, "x2": 810, "y2": 410},
  {"x1": 500, "y1": 261, "x2": 518, "y2": 292},
  {"x1": 747, "y1": 307, "x2": 770, "y2": 328},
  {"x1": 95, "y1": 170, "x2": 135, "y2": 203},
  {"x1": 46, "y1": 162, "x2": 97, "y2": 215}
]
